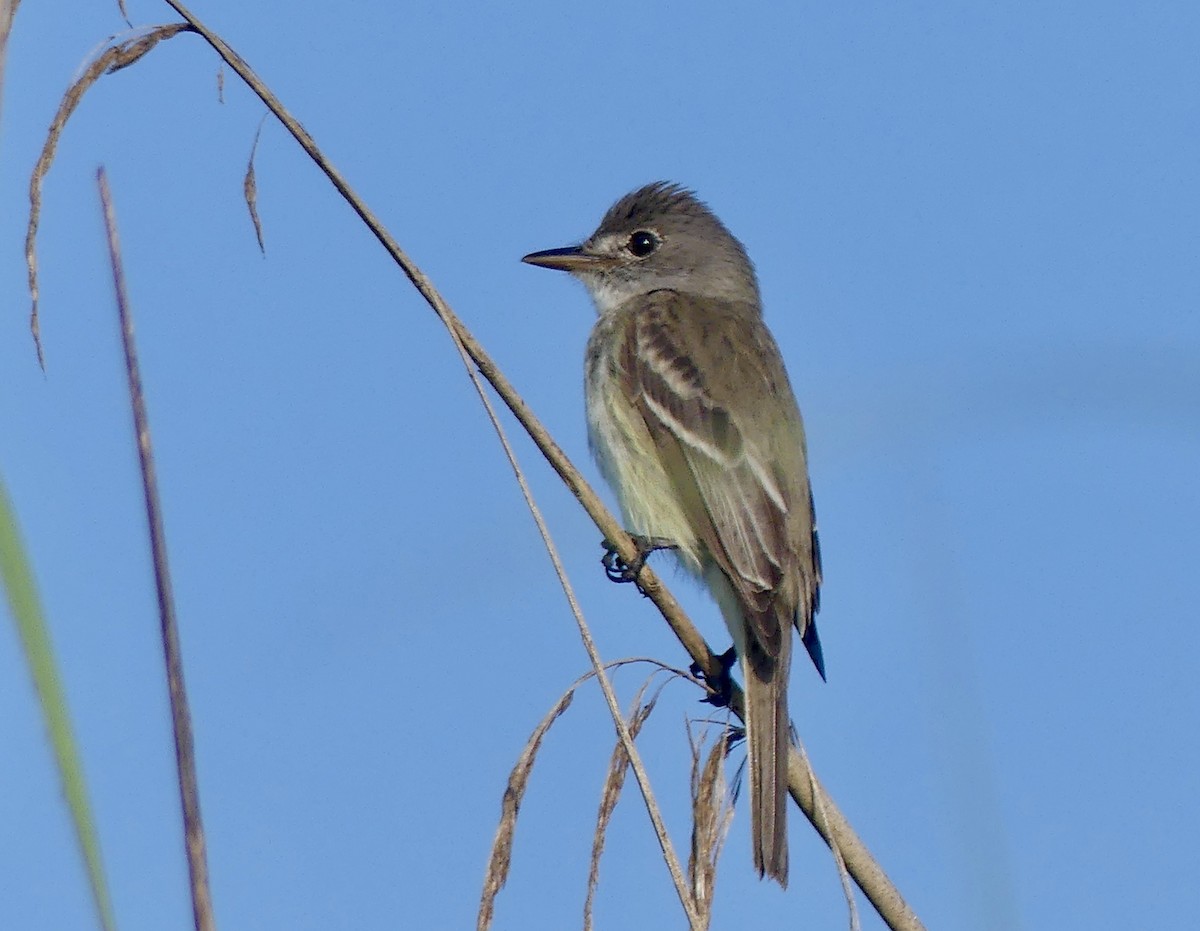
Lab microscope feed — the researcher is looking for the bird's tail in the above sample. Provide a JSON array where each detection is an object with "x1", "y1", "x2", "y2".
[{"x1": 743, "y1": 633, "x2": 791, "y2": 886}]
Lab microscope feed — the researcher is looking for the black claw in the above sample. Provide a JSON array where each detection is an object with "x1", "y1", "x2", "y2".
[
  {"x1": 600, "y1": 535, "x2": 678, "y2": 591},
  {"x1": 600, "y1": 540, "x2": 635, "y2": 583},
  {"x1": 691, "y1": 645, "x2": 738, "y2": 707}
]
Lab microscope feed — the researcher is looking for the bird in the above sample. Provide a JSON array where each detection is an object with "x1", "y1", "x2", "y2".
[{"x1": 521, "y1": 182, "x2": 823, "y2": 886}]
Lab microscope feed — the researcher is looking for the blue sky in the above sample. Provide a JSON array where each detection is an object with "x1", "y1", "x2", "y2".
[{"x1": 2, "y1": 2, "x2": 1198, "y2": 929}]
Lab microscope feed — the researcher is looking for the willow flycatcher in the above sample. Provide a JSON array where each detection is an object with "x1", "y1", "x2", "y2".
[{"x1": 523, "y1": 182, "x2": 824, "y2": 886}]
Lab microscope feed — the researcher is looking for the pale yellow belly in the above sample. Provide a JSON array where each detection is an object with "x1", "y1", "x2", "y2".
[{"x1": 585, "y1": 351, "x2": 705, "y2": 577}]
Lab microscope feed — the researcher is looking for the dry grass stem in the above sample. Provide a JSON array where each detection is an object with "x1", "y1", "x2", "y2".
[
  {"x1": 98, "y1": 167, "x2": 215, "y2": 931},
  {"x1": 583, "y1": 676, "x2": 668, "y2": 931},
  {"x1": 58, "y1": 6, "x2": 924, "y2": 927},
  {"x1": 152, "y1": 0, "x2": 718, "y2": 666},
  {"x1": 478, "y1": 687, "x2": 577, "y2": 931},
  {"x1": 478, "y1": 658, "x2": 689, "y2": 929},
  {"x1": 786, "y1": 745, "x2": 921, "y2": 929},
  {"x1": 436, "y1": 315, "x2": 698, "y2": 927},
  {"x1": 0, "y1": 0, "x2": 22, "y2": 138},
  {"x1": 797, "y1": 735, "x2": 861, "y2": 930},
  {"x1": 26, "y1": 22, "x2": 194, "y2": 369},
  {"x1": 243, "y1": 114, "x2": 267, "y2": 253},
  {"x1": 687, "y1": 723, "x2": 735, "y2": 930}
]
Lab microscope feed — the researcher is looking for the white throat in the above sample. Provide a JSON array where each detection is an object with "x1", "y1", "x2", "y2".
[{"x1": 580, "y1": 275, "x2": 650, "y2": 317}]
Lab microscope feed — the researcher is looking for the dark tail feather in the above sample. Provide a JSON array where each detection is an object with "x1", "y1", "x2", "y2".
[
  {"x1": 801, "y1": 620, "x2": 826, "y2": 681},
  {"x1": 744, "y1": 638, "x2": 790, "y2": 886}
]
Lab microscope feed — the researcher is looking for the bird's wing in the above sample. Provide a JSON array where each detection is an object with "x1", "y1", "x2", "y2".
[{"x1": 621, "y1": 290, "x2": 819, "y2": 662}]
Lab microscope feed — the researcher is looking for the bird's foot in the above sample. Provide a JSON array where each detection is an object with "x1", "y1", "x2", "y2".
[
  {"x1": 690, "y1": 645, "x2": 737, "y2": 707},
  {"x1": 600, "y1": 535, "x2": 678, "y2": 590}
]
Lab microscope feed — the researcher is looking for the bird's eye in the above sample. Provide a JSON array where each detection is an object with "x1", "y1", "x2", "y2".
[{"x1": 627, "y1": 230, "x2": 659, "y2": 257}]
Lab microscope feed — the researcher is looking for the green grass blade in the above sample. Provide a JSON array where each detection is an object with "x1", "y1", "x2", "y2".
[{"x1": 0, "y1": 477, "x2": 117, "y2": 931}]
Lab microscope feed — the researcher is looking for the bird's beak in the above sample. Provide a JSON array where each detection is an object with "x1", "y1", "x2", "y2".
[{"x1": 521, "y1": 246, "x2": 601, "y2": 272}]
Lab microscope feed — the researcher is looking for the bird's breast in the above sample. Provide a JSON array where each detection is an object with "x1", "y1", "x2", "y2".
[{"x1": 584, "y1": 318, "x2": 705, "y2": 575}]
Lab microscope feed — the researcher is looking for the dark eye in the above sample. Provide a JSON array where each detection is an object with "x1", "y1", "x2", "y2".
[{"x1": 627, "y1": 230, "x2": 659, "y2": 257}]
